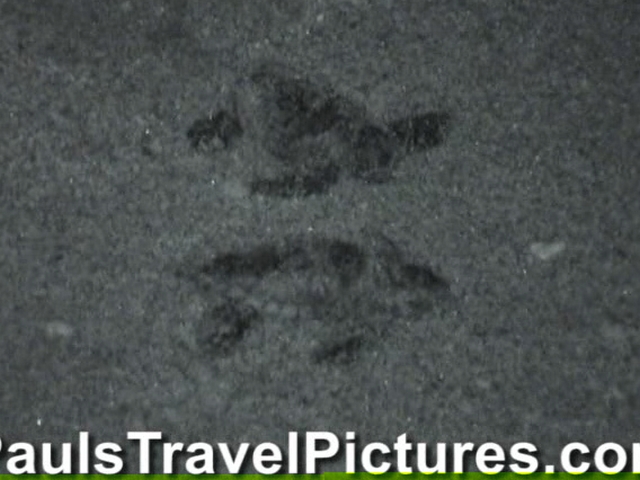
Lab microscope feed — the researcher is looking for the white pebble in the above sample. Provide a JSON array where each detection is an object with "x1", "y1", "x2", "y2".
[
  {"x1": 43, "y1": 321, "x2": 74, "y2": 339},
  {"x1": 530, "y1": 241, "x2": 566, "y2": 261}
]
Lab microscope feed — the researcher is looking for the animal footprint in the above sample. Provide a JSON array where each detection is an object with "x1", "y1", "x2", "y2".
[
  {"x1": 187, "y1": 62, "x2": 450, "y2": 197},
  {"x1": 311, "y1": 334, "x2": 366, "y2": 365},
  {"x1": 249, "y1": 163, "x2": 341, "y2": 198},
  {"x1": 196, "y1": 300, "x2": 261, "y2": 354},
  {"x1": 187, "y1": 110, "x2": 243, "y2": 149},
  {"x1": 180, "y1": 233, "x2": 450, "y2": 362}
]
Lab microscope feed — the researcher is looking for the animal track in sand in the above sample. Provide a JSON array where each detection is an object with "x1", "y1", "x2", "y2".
[
  {"x1": 187, "y1": 62, "x2": 450, "y2": 198},
  {"x1": 178, "y1": 233, "x2": 450, "y2": 365},
  {"x1": 177, "y1": 62, "x2": 453, "y2": 365}
]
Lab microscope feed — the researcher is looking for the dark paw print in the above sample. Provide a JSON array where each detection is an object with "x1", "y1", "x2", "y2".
[
  {"x1": 349, "y1": 124, "x2": 398, "y2": 183},
  {"x1": 249, "y1": 163, "x2": 341, "y2": 198},
  {"x1": 187, "y1": 110, "x2": 243, "y2": 149},
  {"x1": 325, "y1": 239, "x2": 368, "y2": 285},
  {"x1": 186, "y1": 63, "x2": 450, "y2": 197},
  {"x1": 196, "y1": 299, "x2": 261, "y2": 355},
  {"x1": 311, "y1": 334, "x2": 365, "y2": 365},
  {"x1": 202, "y1": 244, "x2": 282, "y2": 277},
  {"x1": 389, "y1": 111, "x2": 451, "y2": 152},
  {"x1": 249, "y1": 65, "x2": 354, "y2": 155},
  {"x1": 182, "y1": 233, "x2": 450, "y2": 363}
]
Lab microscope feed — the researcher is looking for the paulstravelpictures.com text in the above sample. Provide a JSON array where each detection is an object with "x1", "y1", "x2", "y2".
[{"x1": 1, "y1": 431, "x2": 639, "y2": 474}]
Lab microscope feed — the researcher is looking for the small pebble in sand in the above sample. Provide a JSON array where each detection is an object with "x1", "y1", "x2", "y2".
[{"x1": 530, "y1": 241, "x2": 566, "y2": 261}]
